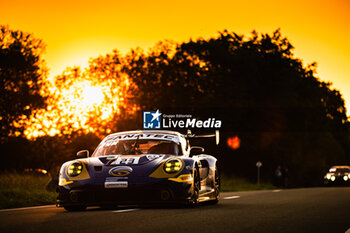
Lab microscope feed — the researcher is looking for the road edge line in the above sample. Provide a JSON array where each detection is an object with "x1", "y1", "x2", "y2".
[
  {"x1": 112, "y1": 208, "x2": 140, "y2": 213},
  {"x1": 223, "y1": 196, "x2": 240, "y2": 200},
  {"x1": 0, "y1": 205, "x2": 56, "y2": 213}
]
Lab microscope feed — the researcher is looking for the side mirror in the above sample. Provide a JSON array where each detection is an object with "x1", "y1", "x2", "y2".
[
  {"x1": 190, "y1": 146, "x2": 204, "y2": 157},
  {"x1": 77, "y1": 150, "x2": 89, "y2": 158}
]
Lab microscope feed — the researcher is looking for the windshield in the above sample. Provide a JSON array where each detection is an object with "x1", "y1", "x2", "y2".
[
  {"x1": 329, "y1": 167, "x2": 350, "y2": 173},
  {"x1": 92, "y1": 139, "x2": 182, "y2": 157},
  {"x1": 335, "y1": 168, "x2": 350, "y2": 173}
]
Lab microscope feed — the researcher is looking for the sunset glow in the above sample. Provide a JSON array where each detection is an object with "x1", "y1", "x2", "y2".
[
  {"x1": 22, "y1": 68, "x2": 137, "y2": 139},
  {"x1": 1, "y1": 0, "x2": 350, "y2": 139}
]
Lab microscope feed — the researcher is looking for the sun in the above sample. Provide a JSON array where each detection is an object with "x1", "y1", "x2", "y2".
[{"x1": 81, "y1": 84, "x2": 105, "y2": 107}]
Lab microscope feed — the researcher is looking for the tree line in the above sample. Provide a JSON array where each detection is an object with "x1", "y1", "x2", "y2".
[{"x1": 1, "y1": 25, "x2": 349, "y2": 186}]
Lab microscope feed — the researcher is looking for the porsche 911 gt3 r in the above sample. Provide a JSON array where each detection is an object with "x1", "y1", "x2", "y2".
[{"x1": 57, "y1": 130, "x2": 220, "y2": 211}]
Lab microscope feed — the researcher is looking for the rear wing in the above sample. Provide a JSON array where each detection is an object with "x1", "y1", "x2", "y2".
[{"x1": 185, "y1": 130, "x2": 220, "y2": 145}]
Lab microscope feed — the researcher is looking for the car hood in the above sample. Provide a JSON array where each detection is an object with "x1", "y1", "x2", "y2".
[
  {"x1": 70, "y1": 154, "x2": 178, "y2": 178},
  {"x1": 61, "y1": 154, "x2": 185, "y2": 180},
  {"x1": 101, "y1": 154, "x2": 167, "y2": 165},
  {"x1": 76, "y1": 154, "x2": 173, "y2": 167}
]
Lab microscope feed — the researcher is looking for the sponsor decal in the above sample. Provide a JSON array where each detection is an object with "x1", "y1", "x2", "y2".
[
  {"x1": 105, "y1": 181, "x2": 128, "y2": 188},
  {"x1": 111, "y1": 157, "x2": 140, "y2": 165},
  {"x1": 143, "y1": 110, "x2": 222, "y2": 129},
  {"x1": 102, "y1": 133, "x2": 180, "y2": 145},
  {"x1": 146, "y1": 154, "x2": 163, "y2": 160},
  {"x1": 109, "y1": 166, "x2": 133, "y2": 176},
  {"x1": 110, "y1": 170, "x2": 131, "y2": 176},
  {"x1": 105, "y1": 176, "x2": 128, "y2": 188}
]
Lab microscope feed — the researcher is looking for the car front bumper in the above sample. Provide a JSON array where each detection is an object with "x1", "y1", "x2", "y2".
[{"x1": 57, "y1": 179, "x2": 193, "y2": 207}]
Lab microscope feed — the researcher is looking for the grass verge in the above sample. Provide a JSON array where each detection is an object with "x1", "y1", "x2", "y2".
[
  {"x1": 221, "y1": 174, "x2": 276, "y2": 192},
  {"x1": 0, "y1": 172, "x2": 57, "y2": 209},
  {"x1": 0, "y1": 172, "x2": 276, "y2": 209}
]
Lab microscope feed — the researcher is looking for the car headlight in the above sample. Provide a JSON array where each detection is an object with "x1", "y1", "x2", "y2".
[
  {"x1": 164, "y1": 159, "x2": 182, "y2": 173},
  {"x1": 331, "y1": 176, "x2": 336, "y2": 181},
  {"x1": 67, "y1": 162, "x2": 83, "y2": 177},
  {"x1": 326, "y1": 174, "x2": 331, "y2": 180},
  {"x1": 343, "y1": 176, "x2": 348, "y2": 181}
]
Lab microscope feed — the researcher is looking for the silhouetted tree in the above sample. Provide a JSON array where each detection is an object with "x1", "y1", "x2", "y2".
[
  {"x1": 0, "y1": 25, "x2": 47, "y2": 142},
  {"x1": 122, "y1": 41, "x2": 207, "y2": 112},
  {"x1": 123, "y1": 29, "x2": 349, "y2": 186}
]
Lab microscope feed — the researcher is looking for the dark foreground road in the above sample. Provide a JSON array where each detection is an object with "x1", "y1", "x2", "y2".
[{"x1": 0, "y1": 187, "x2": 350, "y2": 233}]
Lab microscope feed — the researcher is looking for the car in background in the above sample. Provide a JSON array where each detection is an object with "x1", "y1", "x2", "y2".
[
  {"x1": 57, "y1": 130, "x2": 220, "y2": 211},
  {"x1": 324, "y1": 165, "x2": 350, "y2": 185}
]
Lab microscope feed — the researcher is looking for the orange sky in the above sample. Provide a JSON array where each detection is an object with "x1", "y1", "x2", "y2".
[{"x1": 1, "y1": 0, "x2": 350, "y2": 116}]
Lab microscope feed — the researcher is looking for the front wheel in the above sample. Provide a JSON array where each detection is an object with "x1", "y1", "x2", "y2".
[
  {"x1": 189, "y1": 168, "x2": 200, "y2": 206},
  {"x1": 208, "y1": 165, "x2": 220, "y2": 205}
]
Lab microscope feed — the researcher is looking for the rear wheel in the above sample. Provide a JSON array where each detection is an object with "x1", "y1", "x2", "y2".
[{"x1": 63, "y1": 205, "x2": 87, "y2": 212}]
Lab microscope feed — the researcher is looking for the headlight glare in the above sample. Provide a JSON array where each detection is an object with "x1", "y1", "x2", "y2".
[
  {"x1": 67, "y1": 162, "x2": 83, "y2": 177},
  {"x1": 164, "y1": 159, "x2": 182, "y2": 173}
]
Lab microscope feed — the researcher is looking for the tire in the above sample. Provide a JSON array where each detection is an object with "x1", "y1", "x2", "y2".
[
  {"x1": 208, "y1": 165, "x2": 220, "y2": 205},
  {"x1": 189, "y1": 168, "x2": 200, "y2": 206},
  {"x1": 63, "y1": 205, "x2": 87, "y2": 212}
]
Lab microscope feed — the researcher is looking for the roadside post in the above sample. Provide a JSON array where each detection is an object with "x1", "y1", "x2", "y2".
[{"x1": 256, "y1": 161, "x2": 262, "y2": 185}]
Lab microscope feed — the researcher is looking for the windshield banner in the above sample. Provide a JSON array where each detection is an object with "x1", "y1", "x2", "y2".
[{"x1": 103, "y1": 133, "x2": 179, "y2": 145}]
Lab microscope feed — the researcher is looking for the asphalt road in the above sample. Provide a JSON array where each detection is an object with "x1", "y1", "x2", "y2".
[{"x1": 1, "y1": 187, "x2": 350, "y2": 233}]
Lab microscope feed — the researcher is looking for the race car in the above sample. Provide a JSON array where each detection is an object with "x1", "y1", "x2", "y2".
[
  {"x1": 57, "y1": 130, "x2": 220, "y2": 211},
  {"x1": 323, "y1": 165, "x2": 350, "y2": 185}
]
